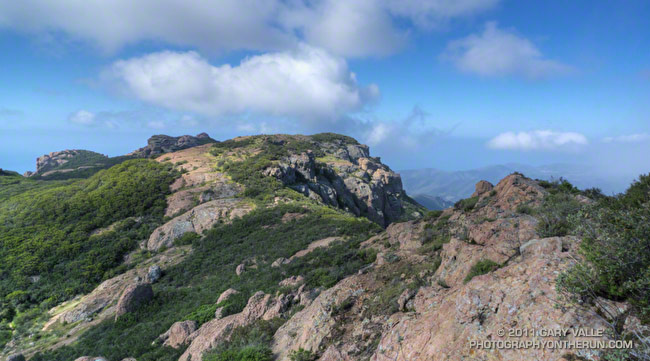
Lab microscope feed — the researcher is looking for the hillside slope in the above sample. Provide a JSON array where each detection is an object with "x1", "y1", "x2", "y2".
[
  {"x1": 1, "y1": 134, "x2": 648, "y2": 361},
  {"x1": 0, "y1": 133, "x2": 422, "y2": 360}
]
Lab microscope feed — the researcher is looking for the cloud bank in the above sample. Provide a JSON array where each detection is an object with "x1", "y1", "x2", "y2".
[
  {"x1": 487, "y1": 130, "x2": 588, "y2": 150},
  {"x1": 0, "y1": 0, "x2": 499, "y2": 56},
  {"x1": 442, "y1": 22, "x2": 571, "y2": 78}
]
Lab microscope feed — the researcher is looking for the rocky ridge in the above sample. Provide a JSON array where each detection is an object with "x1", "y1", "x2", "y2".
[
  {"x1": 6, "y1": 133, "x2": 636, "y2": 361},
  {"x1": 25, "y1": 149, "x2": 109, "y2": 177},
  {"x1": 269, "y1": 174, "x2": 630, "y2": 361},
  {"x1": 128, "y1": 133, "x2": 215, "y2": 158},
  {"x1": 256, "y1": 134, "x2": 422, "y2": 226}
]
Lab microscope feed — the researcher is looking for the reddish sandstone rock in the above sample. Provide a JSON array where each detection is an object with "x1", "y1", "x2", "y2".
[
  {"x1": 472, "y1": 180, "x2": 494, "y2": 197},
  {"x1": 159, "y1": 320, "x2": 198, "y2": 349},
  {"x1": 217, "y1": 288, "x2": 240, "y2": 304},
  {"x1": 180, "y1": 292, "x2": 290, "y2": 361}
]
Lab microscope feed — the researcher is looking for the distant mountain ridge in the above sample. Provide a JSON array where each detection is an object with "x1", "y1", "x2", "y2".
[
  {"x1": 411, "y1": 194, "x2": 454, "y2": 210},
  {"x1": 400, "y1": 163, "x2": 629, "y2": 202},
  {"x1": 22, "y1": 133, "x2": 216, "y2": 180}
]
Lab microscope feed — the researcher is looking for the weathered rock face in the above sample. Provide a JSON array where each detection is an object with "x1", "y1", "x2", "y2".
[
  {"x1": 180, "y1": 291, "x2": 291, "y2": 361},
  {"x1": 159, "y1": 320, "x2": 198, "y2": 349},
  {"x1": 129, "y1": 133, "x2": 215, "y2": 158},
  {"x1": 262, "y1": 139, "x2": 416, "y2": 227},
  {"x1": 270, "y1": 174, "x2": 623, "y2": 361},
  {"x1": 115, "y1": 283, "x2": 154, "y2": 320},
  {"x1": 146, "y1": 198, "x2": 253, "y2": 251}
]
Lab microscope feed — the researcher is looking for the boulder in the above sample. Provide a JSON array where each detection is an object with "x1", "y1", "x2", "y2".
[
  {"x1": 73, "y1": 357, "x2": 108, "y2": 361},
  {"x1": 217, "y1": 288, "x2": 240, "y2": 304},
  {"x1": 471, "y1": 180, "x2": 494, "y2": 197},
  {"x1": 397, "y1": 288, "x2": 415, "y2": 312},
  {"x1": 6, "y1": 354, "x2": 26, "y2": 361},
  {"x1": 279, "y1": 275, "x2": 305, "y2": 288},
  {"x1": 235, "y1": 263, "x2": 245, "y2": 276},
  {"x1": 319, "y1": 346, "x2": 353, "y2": 361},
  {"x1": 146, "y1": 265, "x2": 161, "y2": 283},
  {"x1": 519, "y1": 237, "x2": 564, "y2": 258},
  {"x1": 115, "y1": 283, "x2": 154, "y2": 320},
  {"x1": 271, "y1": 257, "x2": 290, "y2": 268},
  {"x1": 159, "y1": 320, "x2": 198, "y2": 349},
  {"x1": 146, "y1": 199, "x2": 252, "y2": 251}
]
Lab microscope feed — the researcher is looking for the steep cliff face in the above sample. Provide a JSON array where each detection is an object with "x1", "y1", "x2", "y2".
[{"x1": 259, "y1": 135, "x2": 420, "y2": 226}]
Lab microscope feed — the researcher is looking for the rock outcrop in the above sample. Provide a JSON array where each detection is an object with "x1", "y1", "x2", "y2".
[
  {"x1": 158, "y1": 320, "x2": 198, "y2": 349},
  {"x1": 129, "y1": 133, "x2": 215, "y2": 158},
  {"x1": 217, "y1": 289, "x2": 240, "y2": 304},
  {"x1": 270, "y1": 174, "x2": 622, "y2": 361},
  {"x1": 260, "y1": 136, "x2": 418, "y2": 227},
  {"x1": 180, "y1": 291, "x2": 291, "y2": 361},
  {"x1": 42, "y1": 247, "x2": 187, "y2": 335},
  {"x1": 147, "y1": 198, "x2": 252, "y2": 251},
  {"x1": 115, "y1": 283, "x2": 154, "y2": 320},
  {"x1": 27, "y1": 149, "x2": 109, "y2": 176}
]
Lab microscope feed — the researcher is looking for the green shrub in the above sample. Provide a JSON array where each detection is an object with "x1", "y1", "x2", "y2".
[
  {"x1": 423, "y1": 210, "x2": 443, "y2": 221},
  {"x1": 464, "y1": 259, "x2": 500, "y2": 283},
  {"x1": 174, "y1": 231, "x2": 201, "y2": 246},
  {"x1": 184, "y1": 304, "x2": 219, "y2": 326},
  {"x1": 289, "y1": 348, "x2": 318, "y2": 361},
  {"x1": 203, "y1": 319, "x2": 283, "y2": 361},
  {"x1": 516, "y1": 203, "x2": 534, "y2": 215},
  {"x1": 557, "y1": 191, "x2": 650, "y2": 319},
  {"x1": 310, "y1": 133, "x2": 359, "y2": 145},
  {"x1": 205, "y1": 346, "x2": 273, "y2": 361},
  {"x1": 535, "y1": 192, "x2": 582, "y2": 237},
  {"x1": 454, "y1": 196, "x2": 479, "y2": 212}
]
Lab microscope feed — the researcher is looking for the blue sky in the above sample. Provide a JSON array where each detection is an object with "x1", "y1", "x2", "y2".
[{"x1": 1, "y1": 0, "x2": 649, "y2": 188}]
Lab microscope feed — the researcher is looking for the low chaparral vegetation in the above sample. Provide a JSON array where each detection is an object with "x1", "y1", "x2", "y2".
[{"x1": 30, "y1": 203, "x2": 381, "y2": 360}]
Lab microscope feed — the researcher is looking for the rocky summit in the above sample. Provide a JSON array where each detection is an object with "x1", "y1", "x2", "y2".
[
  {"x1": 0, "y1": 133, "x2": 648, "y2": 361},
  {"x1": 129, "y1": 132, "x2": 216, "y2": 158}
]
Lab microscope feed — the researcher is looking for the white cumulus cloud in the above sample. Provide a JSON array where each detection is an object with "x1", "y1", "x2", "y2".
[
  {"x1": 487, "y1": 130, "x2": 588, "y2": 150},
  {"x1": 442, "y1": 22, "x2": 572, "y2": 79},
  {"x1": 101, "y1": 46, "x2": 379, "y2": 121}
]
